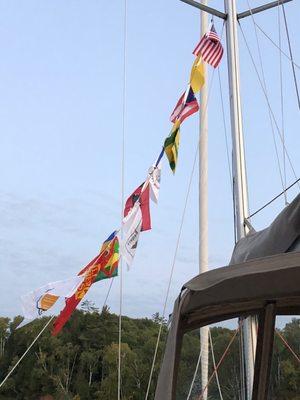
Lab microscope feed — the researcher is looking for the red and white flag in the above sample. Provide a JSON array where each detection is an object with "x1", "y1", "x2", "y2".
[
  {"x1": 124, "y1": 182, "x2": 151, "y2": 231},
  {"x1": 170, "y1": 85, "x2": 199, "y2": 124},
  {"x1": 193, "y1": 24, "x2": 223, "y2": 68}
]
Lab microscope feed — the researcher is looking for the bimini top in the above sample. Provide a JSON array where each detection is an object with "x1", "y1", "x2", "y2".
[{"x1": 154, "y1": 252, "x2": 300, "y2": 400}]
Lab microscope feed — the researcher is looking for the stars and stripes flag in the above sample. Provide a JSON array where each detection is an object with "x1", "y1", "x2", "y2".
[
  {"x1": 193, "y1": 24, "x2": 223, "y2": 68},
  {"x1": 170, "y1": 85, "x2": 199, "y2": 124}
]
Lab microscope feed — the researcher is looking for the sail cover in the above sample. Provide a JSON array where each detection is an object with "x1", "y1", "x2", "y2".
[{"x1": 230, "y1": 193, "x2": 300, "y2": 264}]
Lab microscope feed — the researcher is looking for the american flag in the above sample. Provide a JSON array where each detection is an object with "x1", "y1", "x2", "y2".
[
  {"x1": 193, "y1": 24, "x2": 223, "y2": 68},
  {"x1": 170, "y1": 85, "x2": 199, "y2": 124}
]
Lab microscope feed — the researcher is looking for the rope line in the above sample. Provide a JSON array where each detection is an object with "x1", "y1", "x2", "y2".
[
  {"x1": 246, "y1": 0, "x2": 286, "y2": 198},
  {"x1": 276, "y1": 329, "x2": 300, "y2": 364},
  {"x1": 217, "y1": 68, "x2": 234, "y2": 199},
  {"x1": 247, "y1": 177, "x2": 300, "y2": 219},
  {"x1": 281, "y1": 3, "x2": 300, "y2": 110},
  {"x1": 186, "y1": 338, "x2": 203, "y2": 400},
  {"x1": 277, "y1": 3, "x2": 288, "y2": 204},
  {"x1": 118, "y1": 0, "x2": 127, "y2": 398},
  {"x1": 254, "y1": 23, "x2": 300, "y2": 70},
  {"x1": 209, "y1": 328, "x2": 224, "y2": 400},
  {"x1": 239, "y1": 22, "x2": 300, "y2": 192},
  {"x1": 102, "y1": 278, "x2": 114, "y2": 311},
  {"x1": 197, "y1": 327, "x2": 240, "y2": 400},
  {"x1": 0, "y1": 316, "x2": 55, "y2": 389}
]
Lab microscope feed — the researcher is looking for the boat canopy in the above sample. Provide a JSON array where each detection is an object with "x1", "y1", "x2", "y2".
[{"x1": 155, "y1": 252, "x2": 300, "y2": 400}]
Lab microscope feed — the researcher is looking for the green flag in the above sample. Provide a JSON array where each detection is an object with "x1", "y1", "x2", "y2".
[{"x1": 164, "y1": 122, "x2": 180, "y2": 173}]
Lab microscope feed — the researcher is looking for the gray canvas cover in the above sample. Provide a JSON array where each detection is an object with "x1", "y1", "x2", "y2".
[
  {"x1": 155, "y1": 195, "x2": 300, "y2": 400},
  {"x1": 154, "y1": 252, "x2": 300, "y2": 400},
  {"x1": 230, "y1": 193, "x2": 300, "y2": 264}
]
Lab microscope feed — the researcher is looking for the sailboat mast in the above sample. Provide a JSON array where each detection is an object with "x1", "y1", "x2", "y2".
[
  {"x1": 224, "y1": 0, "x2": 257, "y2": 399},
  {"x1": 199, "y1": 5, "x2": 209, "y2": 400}
]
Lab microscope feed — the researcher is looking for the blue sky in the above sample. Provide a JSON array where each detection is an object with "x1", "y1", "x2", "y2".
[{"x1": 0, "y1": 0, "x2": 299, "y2": 320}]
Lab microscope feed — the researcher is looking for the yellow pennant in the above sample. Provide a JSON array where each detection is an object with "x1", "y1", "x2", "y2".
[{"x1": 189, "y1": 56, "x2": 205, "y2": 94}]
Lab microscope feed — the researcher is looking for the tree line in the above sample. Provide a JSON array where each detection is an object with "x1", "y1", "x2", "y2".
[{"x1": 0, "y1": 302, "x2": 298, "y2": 399}]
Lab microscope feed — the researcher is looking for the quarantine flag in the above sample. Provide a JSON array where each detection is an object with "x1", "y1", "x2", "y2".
[
  {"x1": 124, "y1": 183, "x2": 151, "y2": 231},
  {"x1": 190, "y1": 56, "x2": 205, "y2": 93},
  {"x1": 121, "y1": 201, "x2": 142, "y2": 269},
  {"x1": 164, "y1": 121, "x2": 180, "y2": 173},
  {"x1": 170, "y1": 85, "x2": 199, "y2": 124},
  {"x1": 52, "y1": 232, "x2": 119, "y2": 335}
]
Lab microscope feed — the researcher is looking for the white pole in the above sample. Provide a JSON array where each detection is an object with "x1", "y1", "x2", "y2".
[
  {"x1": 199, "y1": 4, "x2": 209, "y2": 400},
  {"x1": 224, "y1": 1, "x2": 257, "y2": 399}
]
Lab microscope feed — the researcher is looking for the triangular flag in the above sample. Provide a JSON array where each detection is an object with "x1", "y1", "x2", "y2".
[{"x1": 190, "y1": 56, "x2": 205, "y2": 93}]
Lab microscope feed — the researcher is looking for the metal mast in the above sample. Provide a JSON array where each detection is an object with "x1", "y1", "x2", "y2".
[
  {"x1": 199, "y1": 4, "x2": 209, "y2": 399},
  {"x1": 224, "y1": 1, "x2": 256, "y2": 398}
]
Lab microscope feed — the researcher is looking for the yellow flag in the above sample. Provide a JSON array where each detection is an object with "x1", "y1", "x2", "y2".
[{"x1": 189, "y1": 56, "x2": 205, "y2": 93}]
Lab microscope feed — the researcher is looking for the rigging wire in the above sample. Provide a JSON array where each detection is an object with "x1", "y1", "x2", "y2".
[
  {"x1": 186, "y1": 343, "x2": 203, "y2": 400},
  {"x1": 247, "y1": 177, "x2": 300, "y2": 219},
  {"x1": 118, "y1": 0, "x2": 127, "y2": 398},
  {"x1": 281, "y1": 3, "x2": 300, "y2": 110},
  {"x1": 217, "y1": 67, "x2": 237, "y2": 243},
  {"x1": 238, "y1": 23, "x2": 300, "y2": 192},
  {"x1": 186, "y1": 328, "x2": 224, "y2": 400},
  {"x1": 209, "y1": 328, "x2": 224, "y2": 400},
  {"x1": 253, "y1": 22, "x2": 300, "y2": 70},
  {"x1": 277, "y1": 3, "x2": 288, "y2": 204},
  {"x1": 0, "y1": 316, "x2": 55, "y2": 389},
  {"x1": 197, "y1": 326, "x2": 240, "y2": 400},
  {"x1": 218, "y1": 69, "x2": 233, "y2": 191},
  {"x1": 102, "y1": 278, "x2": 114, "y2": 311},
  {"x1": 245, "y1": 0, "x2": 286, "y2": 200},
  {"x1": 276, "y1": 329, "x2": 300, "y2": 364}
]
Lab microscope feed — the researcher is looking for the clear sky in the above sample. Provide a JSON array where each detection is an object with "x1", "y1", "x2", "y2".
[{"x1": 0, "y1": 0, "x2": 299, "y2": 320}]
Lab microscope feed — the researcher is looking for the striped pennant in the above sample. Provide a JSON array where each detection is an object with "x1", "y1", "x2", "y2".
[
  {"x1": 170, "y1": 85, "x2": 199, "y2": 124},
  {"x1": 193, "y1": 24, "x2": 223, "y2": 68}
]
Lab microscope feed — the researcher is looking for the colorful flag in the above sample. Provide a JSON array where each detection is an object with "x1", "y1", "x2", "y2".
[
  {"x1": 121, "y1": 201, "x2": 142, "y2": 269},
  {"x1": 148, "y1": 162, "x2": 162, "y2": 204},
  {"x1": 189, "y1": 56, "x2": 205, "y2": 93},
  {"x1": 20, "y1": 276, "x2": 83, "y2": 322},
  {"x1": 124, "y1": 184, "x2": 151, "y2": 231},
  {"x1": 52, "y1": 232, "x2": 119, "y2": 335},
  {"x1": 164, "y1": 122, "x2": 180, "y2": 173},
  {"x1": 79, "y1": 231, "x2": 119, "y2": 282},
  {"x1": 170, "y1": 85, "x2": 199, "y2": 124},
  {"x1": 193, "y1": 24, "x2": 223, "y2": 68}
]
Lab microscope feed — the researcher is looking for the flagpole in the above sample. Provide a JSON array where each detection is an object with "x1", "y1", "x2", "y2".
[
  {"x1": 199, "y1": 4, "x2": 209, "y2": 400},
  {"x1": 224, "y1": 1, "x2": 257, "y2": 399}
]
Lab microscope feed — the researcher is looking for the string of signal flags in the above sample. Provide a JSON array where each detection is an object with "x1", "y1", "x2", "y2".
[{"x1": 18, "y1": 23, "x2": 224, "y2": 336}]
